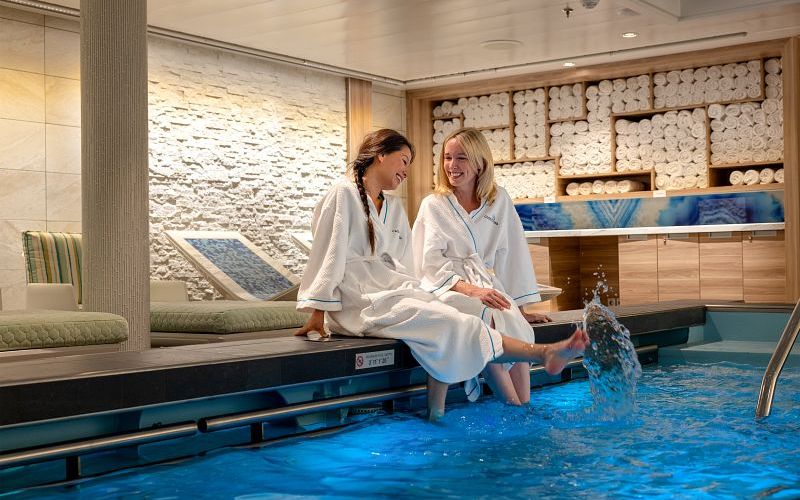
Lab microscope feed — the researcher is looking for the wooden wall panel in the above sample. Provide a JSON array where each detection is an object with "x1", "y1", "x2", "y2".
[
  {"x1": 526, "y1": 239, "x2": 553, "y2": 313},
  {"x1": 549, "y1": 237, "x2": 582, "y2": 311},
  {"x1": 658, "y1": 234, "x2": 700, "y2": 301},
  {"x1": 743, "y1": 230, "x2": 787, "y2": 302},
  {"x1": 783, "y1": 37, "x2": 800, "y2": 301},
  {"x1": 346, "y1": 78, "x2": 372, "y2": 164},
  {"x1": 699, "y1": 232, "x2": 744, "y2": 301},
  {"x1": 618, "y1": 235, "x2": 659, "y2": 305},
  {"x1": 579, "y1": 236, "x2": 619, "y2": 306}
]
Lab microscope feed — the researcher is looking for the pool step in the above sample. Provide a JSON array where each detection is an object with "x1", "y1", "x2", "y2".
[{"x1": 660, "y1": 340, "x2": 800, "y2": 367}]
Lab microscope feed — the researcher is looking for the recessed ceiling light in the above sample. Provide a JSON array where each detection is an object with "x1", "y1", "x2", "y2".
[
  {"x1": 480, "y1": 39, "x2": 523, "y2": 50},
  {"x1": 563, "y1": 62, "x2": 576, "y2": 67},
  {"x1": 622, "y1": 32, "x2": 639, "y2": 38}
]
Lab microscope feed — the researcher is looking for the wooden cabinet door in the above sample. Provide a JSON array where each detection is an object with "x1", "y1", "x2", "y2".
[
  {"x1": 618, "y1": 234, "x2": 659, "y2": 305},
  {"x1": 743, "y1": 230, "x2": 786, "y2": 302},
  {"x1": 657, "y1": 233, "x2": 700, "y2": 301},
  {"x1": 527, "y1": 238, "x2": 553, "y2": 313},
  {"x1": 527, "y1": 237, "x2": 581, "y2": 311},
  {"x1": 699, "y1": 232, "x2": 743, "y2": 301}
]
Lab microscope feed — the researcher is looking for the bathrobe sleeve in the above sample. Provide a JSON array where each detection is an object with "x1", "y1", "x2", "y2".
[
  {"x1": 411, "y1": 196, "x2": 462, "y2": 296},
  {"x1": 296, "y1": 185, "x2": 349, "y2": 312},
  {"x1": 493, "y1": 190, "x2": 541, "y2": 306}
]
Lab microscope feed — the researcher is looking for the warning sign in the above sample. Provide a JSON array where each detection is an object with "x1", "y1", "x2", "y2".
[{"x1": 355, "y1": 350, "x2": 395, "y2": 370}]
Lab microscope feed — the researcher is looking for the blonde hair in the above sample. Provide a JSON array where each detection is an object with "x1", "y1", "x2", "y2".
[{"x1": 434, "y1": 128, "x2": 497, "y2": 204}]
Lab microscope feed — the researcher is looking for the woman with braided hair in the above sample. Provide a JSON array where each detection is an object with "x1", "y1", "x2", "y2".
[{"x1": 296, "y1": 129, "x2": 587, "y2": 420}]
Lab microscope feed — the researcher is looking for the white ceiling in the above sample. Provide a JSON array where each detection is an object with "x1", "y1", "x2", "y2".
[{"x1": 39, "y1": 0, "x2": 800, "y2": 86}]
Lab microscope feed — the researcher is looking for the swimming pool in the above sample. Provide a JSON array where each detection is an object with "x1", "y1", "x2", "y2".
[{"x1": 12, "y1": 360, "x2": 799, "y2": 499}]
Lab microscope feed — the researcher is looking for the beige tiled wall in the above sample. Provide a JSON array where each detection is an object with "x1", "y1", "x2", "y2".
[{"x1": 0, "y1": 10, "x2": 80, "y2": 309}]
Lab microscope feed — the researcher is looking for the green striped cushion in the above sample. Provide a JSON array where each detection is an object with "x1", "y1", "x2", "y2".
[{"x1": 22, "y1": 231, "x2": 83, "y2": 304}]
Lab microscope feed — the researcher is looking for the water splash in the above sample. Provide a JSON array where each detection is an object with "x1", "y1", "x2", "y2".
[{"x1": 582, "y1": 295, "x2": 642, "y2": 420}]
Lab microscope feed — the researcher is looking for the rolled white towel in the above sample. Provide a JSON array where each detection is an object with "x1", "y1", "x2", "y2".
[
  {"x1": 604, "y1": 180, "x2": 618, "y2": 194},
  {"x1": 775, "y1": 168, "x2": 784, "y2": 183},
  {"x1": 729, "y1": 170, "x2": 744, "y2": 186},
  {"x1": 759, "y1": 168, "x2": 775, "y2": 184},
  {"x1": 592, "y1": 179, "x2": 605, "y2": 194},
  {"x1": 579, "y1": 182, "x2": 593, "y2": 196},
  {"x1": 667, "y1": 175, "x2": 683, "y2": 190},
  {"x1": 617, "y1": 180, "x2": 644, "y2": 193},
  {"x1": 743, "y1": 169, "x2": 760, "y2": 185},
  {"x1": 566, "y1": 182, "x2": 580, "y2": 196}
]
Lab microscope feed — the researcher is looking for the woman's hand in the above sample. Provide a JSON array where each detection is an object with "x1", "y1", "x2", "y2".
[
  {"x1": 520, "y1": 307, "x2": 552, "y2": 323},
  {"x1": 453, "y1": 280, "x2": 511, "y2": 310},
  {"x1": 295, "y1": 309, "x2": 326, "y2": 337}
]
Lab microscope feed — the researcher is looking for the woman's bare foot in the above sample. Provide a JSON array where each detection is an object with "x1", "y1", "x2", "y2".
[{"x1": 543, "y1": 328, "x2": 589, "y2": 375}]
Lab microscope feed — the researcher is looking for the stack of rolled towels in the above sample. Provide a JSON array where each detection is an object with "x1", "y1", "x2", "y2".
[
  {"x1": 495, "y1": 160, "x2": 556, "y2": 199},
  {"x1": 709, "y1": 58, "x2": 783, "y2": 165},
  {"x1": 587, "y1": 75, "x2": 650, "y2": 115},
  {"x1": 432, "y1": 117, "x2": 462, "y2": 170},
  {"x1": 616, "y1": 109, "x2": 708, "y2": 190},
  {"x1": 461, "y1": 93, "x2": 510, "y2": 128},
  {"x1": 513, "y1": 89, "x2": 547, "y2": 158},
  {"x1": 653, "y1": 60, "x2": 762, "y2": 108},
  {"x1": 480, "y1": 129, "x2": 511, "y2": 162},
  {"x1": 709, "y1": 101, "x2": 783, "y2": 164},
  {"x1": 729, "y1": 167, "x2": 784, "y2": 186},
  {"x1": 550, "y1": 120, "x2": 612, "y2": 175},
  {"x1": 432, "y1": 93, "x2": 510, "y2": 129},
  {"x1": 565, "y1": 179, "x2": 645, "y2": 196},
  {"x1": 548, "y1": 84, "x2": 584, "y2": 120}
]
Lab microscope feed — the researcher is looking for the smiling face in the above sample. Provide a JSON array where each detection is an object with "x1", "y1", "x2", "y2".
[
  {"x1": 372, "y1": 146, "x2": 412, "y2": 190},
  {"x1": 443, "y1": 138, "x2": 479, "y2": 193}
]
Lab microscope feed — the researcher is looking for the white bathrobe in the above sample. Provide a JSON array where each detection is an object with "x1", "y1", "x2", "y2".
[
  {"x1": 297, "y1": 179, "x2": 504, "y2": 384},
  {"x1": 411, "y1": 187, "x2": 539, "y2": 344}
]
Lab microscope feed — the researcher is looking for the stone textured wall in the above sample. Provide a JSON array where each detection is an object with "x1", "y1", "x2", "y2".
[{"x1": 148, "y1": 37, "x2": 347, "y2": 300}]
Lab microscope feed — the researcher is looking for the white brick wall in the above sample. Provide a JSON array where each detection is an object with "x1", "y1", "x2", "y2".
[
  {"x1": 0, "y1": 3, "x2": 348, "y2": 306},
  {"x1": 148, "y1": 37, "x2": 347, "y2": 300}
]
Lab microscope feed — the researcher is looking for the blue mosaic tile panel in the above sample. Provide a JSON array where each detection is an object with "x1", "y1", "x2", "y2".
[
  {"x1": 515, "y1": 191, "x2": 784, "y2": 231},
  {"x1": 186, "y1": 238, "x2": 293, "y2": 299}
]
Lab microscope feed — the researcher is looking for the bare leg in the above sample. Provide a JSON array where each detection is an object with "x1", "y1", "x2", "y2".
[
  {"x1": 509, "y1": 362, "x2": 531, "y2": 404},
  {"x1": 482, "y1": 364, "x2": 521, "y2": 405},
  {"x1": 427, "y1": 375, "x2": 449, "y2": 422},
  {"x1": 495, "y1": 328, "x2": 589, "y2": 375}
]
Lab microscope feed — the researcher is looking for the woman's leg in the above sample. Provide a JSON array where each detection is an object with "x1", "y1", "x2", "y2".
[
  {"x1": 427, "y1": 375, "x2": 449, "y2": 421},
  {"x1": 482, "y1": 363, "x2": 521, "y2": 405},
  {"x1": 495, "y1": 329, "x2": 588, "y2": 375},
  {"x1": 508, "y1": 362, "x2": 532, "y2": 404}
]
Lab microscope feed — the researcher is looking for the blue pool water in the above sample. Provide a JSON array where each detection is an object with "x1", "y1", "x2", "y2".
[{"x1": 10, "y1": 362, "x2": 800, "y2": 499}]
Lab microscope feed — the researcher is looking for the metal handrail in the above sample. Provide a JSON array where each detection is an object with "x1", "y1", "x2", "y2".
[
  {"x1": 200, "y1": 384, "x2": 428, "y2": 432},
  {"x1": 0, "y1": 422, "x2": 198, "y2": 469},
  {"x1": 756, "y1": 299, "x2": 800, "y2": 418}
]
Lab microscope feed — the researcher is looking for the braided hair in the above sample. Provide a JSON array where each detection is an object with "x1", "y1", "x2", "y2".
[{"x1": 348, "y1": 129, "x2": 415, "y2": 254}]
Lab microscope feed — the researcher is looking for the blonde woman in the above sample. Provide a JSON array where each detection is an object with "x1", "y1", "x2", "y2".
[
  {"x1": 296, "y1": 129, "x2": 586, "y2": 420},
  {"x1": 412, "y1": 128, "x2": 550, "y2": 406}
]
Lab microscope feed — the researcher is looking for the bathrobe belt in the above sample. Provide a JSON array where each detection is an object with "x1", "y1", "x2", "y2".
[{"x1": 454, "y1": 253, "x2": 495, "y2": 289}]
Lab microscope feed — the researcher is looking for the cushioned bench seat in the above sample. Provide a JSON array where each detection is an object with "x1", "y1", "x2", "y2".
[
  {"x1": 150, "y1": 301, "x2": 309, "y2": 346},
  {"x1": 0, "y1": 310, "x2": 128, "y2": 352}
]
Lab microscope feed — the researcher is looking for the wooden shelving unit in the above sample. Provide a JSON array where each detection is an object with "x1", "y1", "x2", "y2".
[{"x1": 417, "y1": 45, "x2": 786, "y2": 204}]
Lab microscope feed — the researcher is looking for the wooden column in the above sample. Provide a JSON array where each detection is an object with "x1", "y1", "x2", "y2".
[
  {"x1": 346, "y1": 78, "x2": 372, "y2": 164},
  {"x1": 406, "y1": 97, "x2": 433, "y2": 220},
  {"x1": 783, "y1": 37, "x2": 800, "y2": 301},
  {"x1": 81, "y1": 0, "x2": 150, "y2": 351}
]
